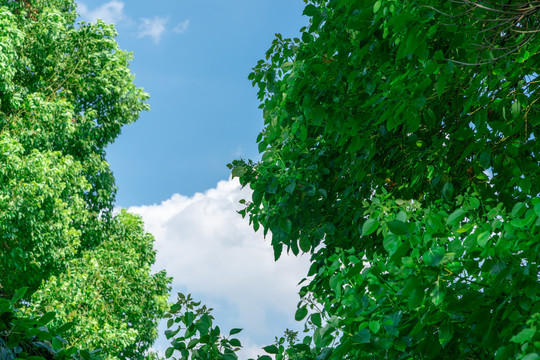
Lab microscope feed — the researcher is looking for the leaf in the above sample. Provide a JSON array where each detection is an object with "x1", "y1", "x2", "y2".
[
  {"x1": 39, "y1": 312, "x2": 56, "y2": 326},
  {"x1": 311, "y1": 313, "x2": 322, "y2": 327},
  {"x1": 295, "y1": 306, "x2": 308, "y2": 321},
  {"x1": 362, "y1": 218, "x2": 379, "y2": 236},
  {"x1": 165, "y1": 347, "x2": 174, "y2": 358},
  {"x1": 423, "y1": 247, "x2": 444, "y2": 267},
  {"x1": 383, "y1": 234, "x2": 401, "y2": 255},
  {"x1": 446, "y1": 209, "x2": 466, "y2": 226},
  {"x1": 442, "y1": 181, "x2": 454, "y2": 200},
  {"x1": 10, "y1": 287, "x2": 27, "y2": 305},
  {"x1": 510, "y1": 328, "x2": 535, "y2": 344},
  {"x1": 476, "y1": 231, "x2": 490, "y2": 247},
  {"x1": 56, "y1": 321, "x2": 74, "y2": 334},
  {"x1": 263, "y1": 345, "x2": 279, "y2": 354},
  {"x1": 439, "y1": 320, "x2": 454, "y2": 347},
  {"x1": 373, "y1": 1, "x2": 381, "y2": 13},
  {"x1": 369, "y1": 320, "x2": 381, "y2": 334},
  {"x1": 511, "y1": 100, "x2": 521, "y2": 118},
  {"x1": 478, "y1": 150, "x2": 491, "y2": 169},
  {"x1": 303, "y1": 4, "x2": 318, "y2": 16},
  {"x1": 229, "y1": 328, "x2": 242, "y2": 336},
  {"x1": 299, "y1": 236, "x2": 311, "y2": 252},
  {"x1": 511, "y1": 202, "x2": 526, "y2": 218},
  {"x1": 387, "y1": 220, "x2": 409, "y2": 235},
  {"x1": 352, "y1": 328, "x2": 371, "y2": 344},
  {"x1": 229, "y1": 338, "x2": 242, "y2": 347}
]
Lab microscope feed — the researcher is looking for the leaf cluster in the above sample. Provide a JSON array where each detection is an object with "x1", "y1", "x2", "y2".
[{"x1": 229, "y1": 0, "x2": 540, "y2": 359}]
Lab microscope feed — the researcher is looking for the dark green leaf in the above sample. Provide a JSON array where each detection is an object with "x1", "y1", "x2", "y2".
[
  {"x1": 263, "y1": 345, "x2": 279, "y2": 354},
  {"x1": 387, "y1": 220, "x2": 409, "y2": 235},
  {"x1": 295, "y1": 306, "x2": 308, "y2": 321}
]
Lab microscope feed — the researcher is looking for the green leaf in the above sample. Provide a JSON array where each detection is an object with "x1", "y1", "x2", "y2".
[
  {"x1": 369, "y1": 320, "x2": 381, "y2": 334},
  {"x1": 303, "y1": 4, "x2": 318, "y2": 17},
  {"x1": 442, "y1": 181, "x2": 454, "y2": 200},
  {"x1": 10, "y1": 287, "x2": 28, "y2": 305},
  {"x1": 373, "y1": 1, "x2": 382, "y2": 13},
  {"x1": 387, "y1": 220, "x2": 409, "y2": 235},
  {"x1": 383, "y1": 234, "x2": 401, "y2": 255},
  {"x1": 295, "y1": 306, "x2": 308, "y2": 321},
  {"x1": 439, "y1": 320, "x2": 454, "y2": 347},
  {"x1": 476, "y1": 231, "x2": 491, "y2": 247},
  {"x1": 511, "y1": 202, "x2": 526, "y2": 218},
  {"x1": 299, "y1": 237, "x2": 311, "y2": 252},
  {"x1": 311, "y1": 313, "x2": 322, "y2": 327},
  {"x1": 511, "y1": 100, "x2": 521, "y2": 117},
  {"x1": 362, "y1": 218, "x2": 379, "y2": 236},
  {"x1": 446, "y1": 209, "x2": 466, "y2": 226},
  {"x1": 56, "y1": 321, "x2": 74, "y2": 334},
  {"x1": 522, "y1": 354, "x2": 540, "y2": 360},
  {"x1": 39, "y1": 312, "x2": 56, "y2": 326},
  {"x1": 510, "y1": 328, "x2": 535, "y2": 344},
  {"x1": 478, "y1": 150, "x2": 491, "y2": 169},
  {"x1": 229, "y1": 328, "x2": 242, "y2": 336},
  {"x1": 423, "y1": 247, "x2": 444, "y2": 267},
  {"x1": 352, "y1": 328, "x2": 371, "y2": 344},
  {"x1": 263, "y1": 345, "x2": 279, "y2": 354},
  {"x1": 229, "y1": 338, "x2": 242, "y2": 347},
  {"x1": 165, "y1": 347, "x2": 174, "y2": 358}
]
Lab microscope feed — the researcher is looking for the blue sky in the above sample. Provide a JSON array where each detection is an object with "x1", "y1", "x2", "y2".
[
  {"x1": 76, "y1": 1, "x2": 311, "y2": 359},
  {"x1": 81, "y1": 0, "x2": 308, "y2": 206}
]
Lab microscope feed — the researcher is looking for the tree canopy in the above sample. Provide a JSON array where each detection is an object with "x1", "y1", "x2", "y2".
[
  {"x1": 228, "y1": 0, "x2": 540, "y2": 359},
  {"x1": 0, "y1": 1, "x2": 170, "y2": 359}
]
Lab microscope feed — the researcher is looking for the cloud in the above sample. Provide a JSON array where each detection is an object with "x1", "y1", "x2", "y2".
[
  {"x1": 137, "y1": 16, "x2": 168, "y2": 44},
  {"x1": 128, "y1": 178, "x2": 311, "y2": 344},
  {"x1": 77, "y1": 1, "x2": 125, "y2": 24},
  {"x1": 173, "y1": 19, "x2": 190, "y2": 34}
]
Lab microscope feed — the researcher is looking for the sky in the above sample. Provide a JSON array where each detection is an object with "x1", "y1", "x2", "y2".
[{"x1": 76, "y1": 1, "x2": 311, "y2": 359}]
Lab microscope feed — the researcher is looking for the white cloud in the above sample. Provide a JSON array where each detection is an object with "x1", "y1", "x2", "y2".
[
  {"x1": 77, "y1": 1, "x2": 125, "y2": 24},
  {"x1": 137, "y1": 16, "x2": 168, "y2": 44},
  {"x1": 173, "y1": 19, "x2": 190, "y2": 34},
  {"x1": 128, "y1": 178, "x2": 311, "y2": 348}
]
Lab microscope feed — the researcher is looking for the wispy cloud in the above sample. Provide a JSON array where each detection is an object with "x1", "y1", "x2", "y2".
[
  {"x1": 128, "y1": 178, "x2": 310, "y2": 345},
  {"x1": 173, "y1": 19, "x2": 190, "y2": 34},
  {"x1": 77, "y1": 1, "x2": 125, "y2": 24},
  {"x1": 137, "y1": 16, "x2": 168, "y2": 44}
]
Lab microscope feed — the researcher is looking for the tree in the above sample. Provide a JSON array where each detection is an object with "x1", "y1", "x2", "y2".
[
  {"x1": 0, "y1": 1, "x2": 170, "y2": 359},
  {"x1": 230, "y1": 0, "x2": 540, "y2": 358},
  {"x1": 24, "y1": 211, "x2": 171, "y2": 360},
  {"x1": 0, "y1": 0, "x2": 149, "y2": 295}
]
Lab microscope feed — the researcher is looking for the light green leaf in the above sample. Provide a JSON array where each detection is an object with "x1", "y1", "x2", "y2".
[
  {"x1": 476, "y1": 231, "x2": 491, "y2": 247},
  {"x1": 362, "y1": 218, "x2": 379, "y2": 236},
  {"x1": 510, "y1": 328, "x2": 535, "y2": 344}
]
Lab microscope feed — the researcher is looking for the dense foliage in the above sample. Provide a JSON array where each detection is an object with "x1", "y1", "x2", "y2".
[
  {"x1": 228, "y1": 0, "x2": 540, "y2": 359},
  {"x1": 0, "y1": 0, "x2": 149, "y2": 294},
  {"x1": 0, "y1": 1, "x2": 170, "y2": 359},
  {"x1": 24, "y1": 211, "x2": 170, "y2": 360}
]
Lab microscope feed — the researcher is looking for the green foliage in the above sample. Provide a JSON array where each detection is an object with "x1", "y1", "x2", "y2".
[
  {"x1": 228, "y1": 0, "x2": 540, "y2": 359},
  {"x1": 1, "y1": 289, "x2": 101, "y2": 360},
  {"x1": 163, "y1": 293, "x2": 242, "y2": 360},
  {"x1": 24, "y1": 211, "x2": 171, "y2": 360},
  {"x1": 0, "y1": 0, "x2": 148, "y2": 295}
]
